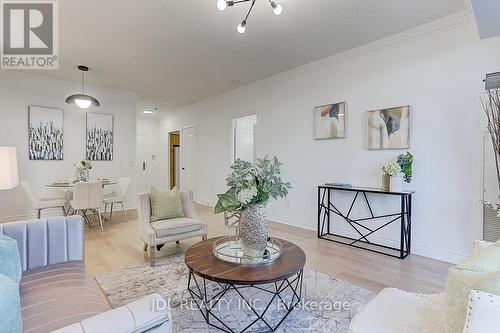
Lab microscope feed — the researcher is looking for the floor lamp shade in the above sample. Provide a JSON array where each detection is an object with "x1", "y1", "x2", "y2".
[{"x1": 0, "y1": 147, "x2": 19, "y2": 190}]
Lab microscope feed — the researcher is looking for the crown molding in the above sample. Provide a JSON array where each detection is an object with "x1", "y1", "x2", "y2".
[
  {"x1": 172, "y1": 9, "x2": 475, "y2": 113},
  {"x1": 244, "y1": 10, "x2": 475, "y2": 90},
  {"x1": 464, "y1": 0, "x2": 473, "y2": 11}
]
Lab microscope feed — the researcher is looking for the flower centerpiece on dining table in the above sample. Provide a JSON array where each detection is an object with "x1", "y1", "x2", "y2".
[
  {"x1": 214, "y1": 156, "x2": 291, "y2": 258},
  {"x1": 74, "y1": 160, "x2": 92, "y2": 182}
]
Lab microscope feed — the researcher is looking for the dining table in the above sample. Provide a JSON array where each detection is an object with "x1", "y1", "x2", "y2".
[
  {"x1": 46, "y1": 179, "x2": 118, "y2": 223},
  {"x1": 46, "y1": 179, "x2": 117, "y2": 189}
]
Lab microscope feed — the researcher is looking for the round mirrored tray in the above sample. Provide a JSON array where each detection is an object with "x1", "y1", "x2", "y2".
[{"x1": 213, "y1": 235, "x2": 282, "y2": 265}]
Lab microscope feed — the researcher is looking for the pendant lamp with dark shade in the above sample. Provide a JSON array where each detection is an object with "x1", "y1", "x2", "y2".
[{"x1": 65, "y1": 65, "x2": 100, "y2": 109}]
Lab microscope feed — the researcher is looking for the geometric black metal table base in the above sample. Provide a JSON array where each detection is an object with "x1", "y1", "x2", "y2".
[
  {"x1": 187, "y1": 269, "x2": 304, "y2": 333},
  {"x1": 318, "y1": 185, "x2": 414, "y2": 259}
]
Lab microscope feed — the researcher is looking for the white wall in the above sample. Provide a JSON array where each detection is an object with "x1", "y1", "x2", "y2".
[
  {"x1": 136, "y1": 114, "x2": 162, "y2": 193},
  {"x1": 158, "y1": 15, "x2": 500, "y2": 263},
  {"x1": 0, "y1": 71, "x2": 138, "y2": 221}
]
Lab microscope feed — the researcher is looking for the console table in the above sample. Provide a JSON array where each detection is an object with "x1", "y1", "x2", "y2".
[
  {"x1": 317, "y1": 185, "x2": 414, "y2": 259},
  {"x1": 185, "y1": 237, "x2": 306, "y2": 333}
]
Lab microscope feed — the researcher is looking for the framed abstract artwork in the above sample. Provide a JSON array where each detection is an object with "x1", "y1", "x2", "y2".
[
  {"x1": 28, "y1": 106, "x2": 64, "y2": 160},
  {"x1": 86, "y1": 113, "x2": 114, "y2": 161},
  {"x1": 314, "y1": 102, "x2": 347, "y2": 139},
  {"x1": 367, "y1": 106, "x2": 411, "y2": 150}
]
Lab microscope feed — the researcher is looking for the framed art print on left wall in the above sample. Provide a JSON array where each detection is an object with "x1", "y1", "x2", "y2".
[
  {"x1": 28, "y1": 106, "x2": 64, "y2": 160},
  {"x1": 86, "y1": 112, "x2": 114, "y2": 161}
]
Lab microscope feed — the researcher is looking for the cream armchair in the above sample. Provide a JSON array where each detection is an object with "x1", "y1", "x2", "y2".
[{"x1": 137, "y1": 190, "x2": 208, "y2": 266}]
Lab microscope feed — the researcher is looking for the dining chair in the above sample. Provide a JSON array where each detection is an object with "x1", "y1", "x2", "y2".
[
  {"x1": 70, "y1": 182, "x2": 104, "y2": 231},
  {"x1": 104, "y1": 177, "x2": 131, "y2": 222},
  {"x1": 20, "y1": 181, "x2": 67, "y2": 219}
]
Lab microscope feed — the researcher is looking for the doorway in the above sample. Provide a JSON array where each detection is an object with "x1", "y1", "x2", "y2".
[
  {"x1": 180, "y1": 126, "x2": 197, "y2": 193},
  {"x1": 232, "y1": 115, "x2": 257, "y2": 162},
  {"x1": 169, "y1": 131, "x2": 180, "y2": 189}
]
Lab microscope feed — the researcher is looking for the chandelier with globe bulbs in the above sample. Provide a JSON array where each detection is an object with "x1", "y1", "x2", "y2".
[{"x1": 216, "y1": 0, "x2": 283, "y2": 34}]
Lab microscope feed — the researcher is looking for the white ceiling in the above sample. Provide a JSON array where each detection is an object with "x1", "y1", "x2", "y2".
[{"x1": 28, "y1": 0, "x2": 467, "y2": 109}]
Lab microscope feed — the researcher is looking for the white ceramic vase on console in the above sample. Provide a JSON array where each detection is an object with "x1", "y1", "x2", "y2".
[
  {"x1": 390, "y1": 174, "x2": 404, "y2": 192},
  {"x1": 382, "y1": 174, "x2": 404, "y2": 192}
]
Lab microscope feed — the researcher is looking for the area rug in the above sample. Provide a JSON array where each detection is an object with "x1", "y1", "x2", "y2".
[{"x1": 96, "y1": 254, "x2": 374, "y2": 332}]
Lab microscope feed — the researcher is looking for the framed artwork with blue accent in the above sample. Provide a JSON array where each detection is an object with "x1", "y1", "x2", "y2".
[
  {"x1": 367, "y1": 106, "x2": 411, "y2": 150},
  {"x1": 314, "y1": 102, "x2": 347, "y2": 140}
]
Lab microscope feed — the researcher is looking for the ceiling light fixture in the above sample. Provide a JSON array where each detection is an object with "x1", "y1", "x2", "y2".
[
  {"x1": 217, "y1": 0, "x2": 283, "y2": 34},
  {"x1": 143, "y1": 107, "x2": 158, "y2": 115},
  {"x1": 270, "y1": 1, "x2": 282, "y2": 15},
  {"x1": 237, "y1": 21, "x2": 246, "y2": 34},
  {"x1": 65, "y1": 66, "x2": 100, "y2": 109},
  {"x1": 217, "y1": 0, "x2": 227, "y2": 11}
]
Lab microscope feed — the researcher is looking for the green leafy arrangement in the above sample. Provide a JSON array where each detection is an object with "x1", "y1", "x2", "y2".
[
  {"x1": 214, "y1": 156, "x2": 291, "y2": 214},
  {"x1": 397, "y1": 152, "x2": 413, "y2": 183}
]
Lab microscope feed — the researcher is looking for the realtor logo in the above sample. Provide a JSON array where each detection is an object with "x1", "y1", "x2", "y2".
[{"x1": 1, "y1": 1, "x2": 58, "y2": 69}]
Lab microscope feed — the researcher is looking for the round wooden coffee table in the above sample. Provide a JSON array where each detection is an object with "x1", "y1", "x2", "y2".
[{"x1": 185, "y1": 237, "x2": 306, "y2": 333}]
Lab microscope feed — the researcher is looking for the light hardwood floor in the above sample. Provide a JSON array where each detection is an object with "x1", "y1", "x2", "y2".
[{"x1": 85, "y1": 204, "x2": 451, "y2": 294}]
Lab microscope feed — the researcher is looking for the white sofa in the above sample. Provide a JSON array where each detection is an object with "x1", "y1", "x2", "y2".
[
  {"x1": 52, "y1": 293, "x2": 171, "y2": 333},
  {"x1": 349, "y1": 241, "x2": 495, "y2": 333}
]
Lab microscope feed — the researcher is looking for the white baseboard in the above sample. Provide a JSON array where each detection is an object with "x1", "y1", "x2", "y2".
[
  {"x1": 68, "y1": 199, "x2": 465, "y2": 264},
  {"x1": 192, "y1": 201, "x2": 467, "y2": 263},
  {"x1": 0, "y1": 213, "x2": 38, "y2": 223},
  {"x1": 194, "y1": 198, "x2": 216, "y2": 207},
  {"x1": 410, "y1": 243, "x2": 467, "y2": 264},
  {"x1": 0, "y1": 202, "x2": 137, "y2": 224},
  {"x1": 268, "y1": 213, "x2": 468, "y2": 264}
]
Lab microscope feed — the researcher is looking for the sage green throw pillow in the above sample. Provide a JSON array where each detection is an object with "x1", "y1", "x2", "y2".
[
  {"x1": 150, "y1": 187, "x2": 185, "y2": 222},
  {"x1": 445, "y1": 240, "x2": 500, "y2": 333}
]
